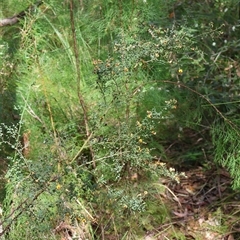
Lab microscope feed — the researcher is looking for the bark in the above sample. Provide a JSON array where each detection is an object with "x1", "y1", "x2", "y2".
[{"x1": 0, "y1": 1, "x2": 43, "y2": 27}]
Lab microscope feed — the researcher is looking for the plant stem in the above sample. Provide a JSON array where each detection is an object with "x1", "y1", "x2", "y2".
[{"x1": 69, "y1": 0, "x2": 95, "y2": 168}]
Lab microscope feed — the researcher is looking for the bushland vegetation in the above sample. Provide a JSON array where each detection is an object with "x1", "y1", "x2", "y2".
[{"x1": 0, "y1": 0, "x2": 240, "y2": 239}]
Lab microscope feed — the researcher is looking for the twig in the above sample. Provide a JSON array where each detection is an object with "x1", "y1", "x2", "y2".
[
  {"x1": 20, "y1": 93, "x2": 44, "y2": 125},
  {"x1": 75, "y1": 198, "x2": 95, "y2": 222},
  {"x1": 70, "y1": 133, "x2": 92, "y2": 164}
]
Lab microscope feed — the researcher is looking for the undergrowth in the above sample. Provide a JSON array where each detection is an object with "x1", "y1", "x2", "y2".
[{"x1": 0, "y1": 0, "x2": 240, "y2": 239}]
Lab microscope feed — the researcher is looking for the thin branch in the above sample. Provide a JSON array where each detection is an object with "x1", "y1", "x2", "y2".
[
  {"x1": 0, "y1": 1, "x2": 43, "y2": 27},
  {"x1": 131, "y1": 79, "x2": 240, "y2": 137},
  {"x1": 162, "y1": 80, "x2": 240, "y2": 137},
  {"x1": 68, "y1": 0, "x2": 95, "y2": 168},
  {"x1": 0, "y1": 176, "x2": 58, "y2": 237}
]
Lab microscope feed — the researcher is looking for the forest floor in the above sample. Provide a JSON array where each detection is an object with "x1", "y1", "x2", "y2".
[
  {"x1": 1, "y1": 146, "x2": 240, "y2": 239},
  {"x1": 145, "y1": 165, "x2": 240, "y2": 240}
]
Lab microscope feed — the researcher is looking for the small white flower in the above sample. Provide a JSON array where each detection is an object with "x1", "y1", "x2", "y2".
[
  {"x1": 212, "y1": 42, "x2": 216, "y2": 47},
  {"x1": 224, "y1": 39, "x2": 227, "y2": 44},
  {"x1": 232, "y1": 26, "x2": 236, "y2": 31},
  {"x1": 224, "y1": 8, "x2": 228, "y2": 13}
]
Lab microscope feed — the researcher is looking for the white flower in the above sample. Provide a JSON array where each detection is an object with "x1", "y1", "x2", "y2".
[
  {"x1": 232, "y1": 26, "x2": 236, "y2": 31},
  {"x1": 212, "y1": 42, "x2": 216, "y2": 47}
]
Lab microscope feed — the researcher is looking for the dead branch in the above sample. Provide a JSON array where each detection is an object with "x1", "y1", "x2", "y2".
[{"x1": 0, "y1": 1, "x2": 43, "y2": 27}]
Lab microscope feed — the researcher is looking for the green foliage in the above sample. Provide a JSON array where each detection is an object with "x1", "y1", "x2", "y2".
[
  {"x1": 212, "y1": 121, "x2": 240, "y2": 189},
  {"x1": 1, "y1": 0, "x2": 240, "y2": 239}
]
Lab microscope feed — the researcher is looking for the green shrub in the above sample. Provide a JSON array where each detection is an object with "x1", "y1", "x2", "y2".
[{"x1": 1, "y1": 0, "x2": 240, "y2": 239}]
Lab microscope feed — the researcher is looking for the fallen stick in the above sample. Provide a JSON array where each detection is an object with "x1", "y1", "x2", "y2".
[{"x1": 0, "y1": 1, "x2": 43, "y2": 27}]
